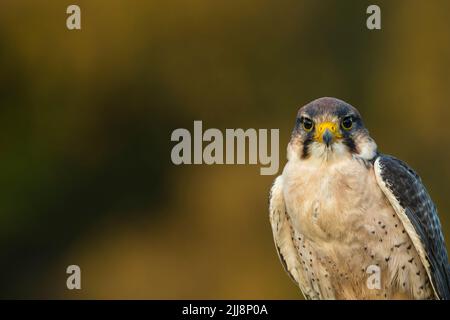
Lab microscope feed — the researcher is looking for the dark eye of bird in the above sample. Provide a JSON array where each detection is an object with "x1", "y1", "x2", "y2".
[
  {"x1": 341, "y1": 116, "x2": 353, "y2": 130},
  {"x1": 302, "y1": 117, "x2": 314, "y2": 132}
]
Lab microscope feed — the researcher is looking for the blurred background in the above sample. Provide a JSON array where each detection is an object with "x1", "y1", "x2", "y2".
[{"x1": 1, "y1": 0, "x2": 450, "y2": 299}]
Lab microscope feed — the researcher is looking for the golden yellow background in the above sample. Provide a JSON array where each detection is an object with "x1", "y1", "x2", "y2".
[{"x1": 0, "y1": 0, "x2": 449, "y2": 299}]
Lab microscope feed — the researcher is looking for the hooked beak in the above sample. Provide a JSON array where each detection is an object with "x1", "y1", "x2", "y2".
[
  {"x1": 322, "y1": 129, "x2": 333, "y2": 146},
  {"x1": 314, "y1": 122, "x2": 342, "y2": 147}
]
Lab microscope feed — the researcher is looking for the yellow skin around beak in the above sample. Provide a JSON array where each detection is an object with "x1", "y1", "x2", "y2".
[{"x1": 313, "y1": 121, "x2": 343, "y2": 143}]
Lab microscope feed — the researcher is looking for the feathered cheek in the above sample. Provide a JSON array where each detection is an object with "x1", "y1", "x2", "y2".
[
  {"x1": 287, "y1": 136, "x2": 305, "y2": 160},
  {"x1": 355, "y1": 137, "x2": 378, "y2": 160},
  {"x1": 331, "y1": 142, "x2": 350, "y2": 157}
]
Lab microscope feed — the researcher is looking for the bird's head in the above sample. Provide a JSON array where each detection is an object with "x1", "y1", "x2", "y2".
[{"x1": 288, "y1": 97, "x2": 378, "y2": 162}]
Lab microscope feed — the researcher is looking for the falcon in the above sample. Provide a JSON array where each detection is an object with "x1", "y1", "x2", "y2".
[{"x1": 269, "y1": 97, "x2": 450, "y2": 299}]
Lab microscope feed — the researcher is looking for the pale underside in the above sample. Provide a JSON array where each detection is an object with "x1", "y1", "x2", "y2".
[{"x1": 269, "y1": 154, "x2": 435, "y2": 300}]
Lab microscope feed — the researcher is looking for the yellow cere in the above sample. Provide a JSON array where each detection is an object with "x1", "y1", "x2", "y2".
[{"x1": 314, "y1": 122, "x2": 343, "y2": 142}]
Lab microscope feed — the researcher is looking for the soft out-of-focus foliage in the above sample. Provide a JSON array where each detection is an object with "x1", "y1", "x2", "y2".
[{"x1": 0, "y1": 0, "x2": 449, "y2": 298}]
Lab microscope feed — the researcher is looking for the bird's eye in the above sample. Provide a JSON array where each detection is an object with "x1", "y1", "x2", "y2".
[
  {"x1": 341, "y1": 116, "x2": 353, "y2": 130},
  {"x1": 302, "y1": 118, "x2": 314, "y2": 132}
]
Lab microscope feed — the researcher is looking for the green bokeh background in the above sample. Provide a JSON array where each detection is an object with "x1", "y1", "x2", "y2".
[{"x1": 0, "y1": 0, "x2": 449, "y2": 298}]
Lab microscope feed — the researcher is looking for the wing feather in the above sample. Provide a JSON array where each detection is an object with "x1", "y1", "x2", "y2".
[
  {"x1": 269, "y1": 175, "x2": 312, "y2": 299},
  {"x1": 374, "y1": 155, "x2": 450, "y2": 299}
]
